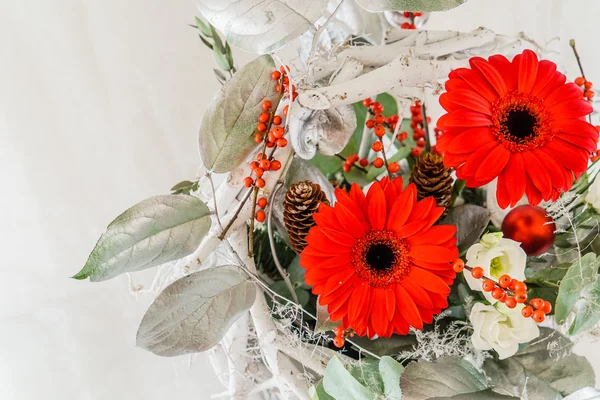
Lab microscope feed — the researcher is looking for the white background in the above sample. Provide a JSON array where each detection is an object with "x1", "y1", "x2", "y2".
[{"x1": 1, "y1": 1, "x2": 600, "y2": 399}]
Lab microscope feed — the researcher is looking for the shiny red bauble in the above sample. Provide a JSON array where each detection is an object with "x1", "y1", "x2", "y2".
[{"x1": 501, "y1": 205, "x2": 556, "y2": 256}]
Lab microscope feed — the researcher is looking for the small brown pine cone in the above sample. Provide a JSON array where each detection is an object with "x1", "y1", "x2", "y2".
[
  {"x1": 409, "y1": 152, "x2": 454, "y2": 216},
  {"x1": 283, "y1": 181, "x2": 330, "y2": 254}
]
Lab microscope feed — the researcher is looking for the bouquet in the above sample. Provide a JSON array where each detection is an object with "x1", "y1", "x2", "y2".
[{"x1": 74, "y1": 1, "x2": 600, "y2": 398}]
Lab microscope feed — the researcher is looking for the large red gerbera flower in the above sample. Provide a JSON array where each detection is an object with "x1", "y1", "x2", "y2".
[
  {"x1": 436, "y1": 49, "x2": 598, "y2": 208},
  {"x1": 300, "y1": 177, "x2": 458, "y2": 338}
]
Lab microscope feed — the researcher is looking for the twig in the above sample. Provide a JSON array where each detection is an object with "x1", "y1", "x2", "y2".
[
  {"x1": 207, "y1": 172, "x2": 223, "y2": 228},
  {"x1": 421, "y1": 102, "x2": 432, "y2": 152},
  {"x1": 267, "y1": 181, "x2": 300, "y2": 304},
  {"x1": 569, "y1": 39, "x2": 593, "y2": 124},
  {"x1": 218, "y1": 188, "x2": 253, "y2": 240},
  {"x1": 248, "y1": 187, "x2": 260, "y2": 257},
  {"x1": 379, "y1": 138, "x2": 392, "y2": 178}
]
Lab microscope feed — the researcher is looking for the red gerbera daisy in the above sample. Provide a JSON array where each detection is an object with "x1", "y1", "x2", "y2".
[
  {"x1": 300, "y1": 177, "x2": 458, "y2": 338},
  {"x1": 436, "y1": 49, "x2": 598, "y2": 208}
]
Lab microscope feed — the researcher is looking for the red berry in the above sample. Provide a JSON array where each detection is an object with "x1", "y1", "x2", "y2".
[
  {"x1": 273, "y1": 115, "x2": 282, "y2": 125},
  {"x1": 270, "y1": 160, "x2": 281, "y2": 171},
  {"x1": 342, "y1": 163, "x2": 351, "y2": 173},
  {"x1": 266, "y1": 141, "x2": 275, "y2": 148},
  {"x1": 257, "y1": 123, "x2": 267, "y2": 133},
  {"x1": 499, "y1": 292, "x2": 508, "y2": 303},
  {"x1": 250, "y1": 161, "x2": 260, "y2": 170},
  {"x1": 259, "y1": 112, "x2": 270, "y2": 123},
  {"x1": 283, "y1": 105, "x2": 289, "y2": 116},
  {"x1": 254, "y1": 133, "x2": 263, "y2": 143},
  {"x1": 530, "y1": 298, "x2": 544, "y2": 310},
  {"x1": 514, "y1": 291, "x2": 528, "y2": 304},
  {"x1": 542, "y1": 301, "x2": 552, "y2": 314},
  {"x1": 373, "y1": 157, "x2": 384, "y2": 168},
  {"x1": 401, "y1": 22, "x2": 411, "y2": 29},
  {"x1": 280, "y1": 65, "x2": 290, "y2": 74},
  {"x1": 291, "y1": 91, "x2": 298, "y2": 101},
  {"x1": 372, "y1": 141, "x2": 383, "y2": 152},
  {"x1": 260, "y1": 159, "x2": 271, "y2": 170},
  {"x1": 333, "y1": 326, "x2": 345, "y2": 337},
  {"x1": 272, "y1": 127, "x2": 284, "y2": 138},
  {"x1": 275, "y1": 84, "x2": 281, "y2": 93},
  {"x1": 482, "y1": 280, "x2": 495, "y2": 292},
  {"x1": 388, "y1": 162, "x2": 400, "y2": 173},
  {"x1": 276, "y1": 137, "x2": 288, "y2": 147},
  {"x1": 366, "y1": 119, "x2": 375, "y2": 129},
  {"x1": 271, "y1": 70, "x2": 281, "y2": 81},
  {"x1": 371, "y1": 102, "x2": 384, "y2": 114},
  {"x1": 374, "y1": 125, "x2": 386, "y2": 137},
  {"x1": 416, "y1": 138, "x2": 426, "y2": 148},
  {"x1": 585, "y1": 90, "x2": 595, "y2": 99},
  {"x1": 514, "y1": 281, "x2": 527, "y2": 292},
  {"x1": 411, "y1": 147, "x2": 423, "y2": 157},
  {"x1": 243, "y1": 177, "x2": 254, "y2": 188},
  {"x1": 575, "y1": 76, "x2": 586, "y2": 86},
  {"x1": 492, "y1": 288, "x2": 504, "y2": 300},
  {"x1": 471, "y1": 267, "x2": 484, "y2": 279},
  {"x1": 452, "y1": 259, "x2": 465, "y2": 273},
  {"x1": 374, "y1": 114, "x2": 385, "y2": 124},
  {"x1": 362, "y1": 98, "x2": 372, "y2": 107},
  {"x1": 257, "y1": 197, "x2": 268, "y2": 208},
  {"x1": 532, "y1": 310, "x2": 545, "y2": 323},
  {"x1": 267, "y1": 131, "x2": 276, "y2": 143},
  {"x1": 255, "y1": 210, "x2": 266, "y2": 222},
  {"x1": 255, "y1": 178, "x2": 265, "y2": 188},
  {"x1": 522, "y1": 306, "x2": 534, "y2": 318},
  {"x1": 359, "y1": 158, "x2": 369, "y2": 167},
  {"x1": 585, "y1": 81, "x2": 593, "y2": 89},
  {"x1": 254, "y1": 168, "x2": 264, "y2": 178},
  {"x1": 257, "y1": 153, "x2": 265, "y2": 160},
  {"x1": 403, "y1": 11, "x2": 411, "y2": 17},
  {"x1": 348, "y1": 154, "x2": 359, "y2": 164},
  {"x1": 333, "y1": 336, "x2": 345, "y2": 348},
  {"x1": 262, "y1": 100, "x2": 272, "y2": 111},
  {"x1": 498, "y1": 274, "x2": 511, "y2": 288}
]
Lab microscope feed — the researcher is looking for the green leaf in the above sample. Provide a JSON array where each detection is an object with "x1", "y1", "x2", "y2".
[
  {"x1": 213, "y1": 68, "x2": 228, "y2": 85},
  {"x1": 311, "y1": 380, "x2": 335, "y2": 400},
  {"x1": 441, "y1": 205, "x2": 491, "y2": 253},
  {"x1": 349, "y1": 334, "x2": 417, "y2": 357},
  {"x1": 375, "y1": 93, "x2": 398, "y2": 117},
  {"x1": 429, "y1": 389, "x2": 518, "y2": 399},
  {"x1": 400, "y1": 357, "x2": 487, "y2": 400},
  {"x1": 323, "y1": 357, "x2": 374, "y2": 400},
  {"x1": 194, "y1": 16, "x2": 212, "y2": 37},
  {"x1": 198, "y1": 34, "x2": 214, "y2": 50},
  {"x1": 379, "y1": 356, "x2": 404, "y2": 399},
  {"x1": 210, "y1": 25, "x2": 225, "y2": 52},
  {"x1": 225, "y1": 41, "x2": 234, "y2": 69},
  {"x1": 198, "y1": 55, "x2": 279, "y2": 172},
  {"x1": 555, "y1": 253, "x2": 600, "y2": 327},
  {"x1": 349, "y1": 358, "x2": 384, "y2": 394},
  {"x1": 483, "y1": 328, "x2": 594, "y2": 399},
  {"x1": 73, "y1": 195, "x2": 211, "y2": 281},
  {"x1": 526, "y1": 264, "x2": 570, "y2": 285},
  {"x1": 213, "y1": 45, "x2": 232, "y2": 71},
  {"x1": 170, "y1": 180, "x2": 195, "y2": 191},
  {"x1": 136, "y1": 265, "x2": 255, "y2": 356},
  {"x1": 287, "y1": 256, "x2": 310, "y2": 289},
  {"x1": 356, "y1": 0, "x2": 468, "y2": 12},
  {"x1": 365, "y1": 146, "x2": 411, "y2": 181}
]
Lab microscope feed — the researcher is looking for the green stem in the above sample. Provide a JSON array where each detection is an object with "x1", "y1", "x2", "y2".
[{"x1": 451, "y1": 179, "x2": 466, "y2": 206}]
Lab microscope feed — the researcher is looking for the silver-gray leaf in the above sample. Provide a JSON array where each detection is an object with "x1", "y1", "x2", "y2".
[
  {"x1": 441, "y1": 204, "x2": 491, "y2": 253},
  {"x1": 356, "y1": 0, "x2": 468, "y2": 12},
  {"x1": 197, "y1": 0, "x2": 328, "y2": 54},
  {"x1": 74, "y1": 195, "x2": 212, "y2": 282},
  {"x1": 288, "y1": 104, "x2": 356, "y2": 159},
  {"x1": 136, "y1": 265, "x2": 256, "y2": 357},
  {"x1": 198, "y1": 55, "x2": 279, "y2": 173}
]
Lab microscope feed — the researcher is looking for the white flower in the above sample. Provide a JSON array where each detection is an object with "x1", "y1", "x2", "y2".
[
  {"x1": 465, "y1": 232, "x2": 526, "y2": 304},
  {"x1": 470, "y1": 302, "x2": 539, "y2": 359},
  {"x1": 585, "y1": 178, "x2": 600, "y2": 212}
]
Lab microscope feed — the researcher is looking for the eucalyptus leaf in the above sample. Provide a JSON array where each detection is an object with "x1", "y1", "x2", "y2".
[
  {"x1": 356, "y1": 0, "x2": 468, "y2": 12},
  {"x1": 349, "y1": 334, "x2": 417, "y2": 357},
  {"x1": 198, "y1": 0, "x2": 328, "y2": 54},
  {"x1": 73, "y1": 195, "x2": 211, "y2": 281},
  {"x1": 213, "y1": 45, "x2": 231, "y2": 70},
  {"x1": 563, "y1": 387, "x2": 600, "y2": 400},
  {"x1": 400, "y1": 357, "x2": 487, "y2": 400},
  {"x1": 483, "y1": 328, "x2": 595, "y2": 399},
  {"x1": 195, "y1": 16, "x2": 212, "y2": 37},
  {"x1": 349, "y1": 358, "x2": 384, "y2": 394},
  {"x1": 289, "y1": 104, "x2": 357, "y2": 160},
  {"x1": 526, "y1": 263, "x2": 570, "y2": 285},
  {"x1": 198, "y1": 55, "x2": 278, "y2": 172},
  {"x1": 555, "y1": 253, "x2": 600, "y2": 330},
  {"x1": 379, "y1": 356, "x2": 404, "y2": 399},
  {"x1": 170, "y1": 180, "x2": 196, "y2": 191},
  {"x1": 323, "y1": 356, "x2": 374, "y2": 400},
  {"x1": 429, "y1": 390, "x2": 518, "y2": 399},
  {"x1": 441, "y1": 205, "x2": 491, "y2": 252},
  {"x1": 136, "y1": 265, "x2": 256, "y2": 356},
  {"x1": 311, "y1": 380, "x2": 335, "y2": 400}
]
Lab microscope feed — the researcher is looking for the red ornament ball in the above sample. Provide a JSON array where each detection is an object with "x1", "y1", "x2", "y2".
[{"x1": 501, "y1": 205, "x2": 556, "y2": 256}]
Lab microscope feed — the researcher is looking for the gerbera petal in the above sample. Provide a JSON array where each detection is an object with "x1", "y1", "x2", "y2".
[
  {"x1": 318, "y1": 253, "x2": 353, "y2": 269},
  {"x1": 406, "y1": 267, "x2": 451, "y2": 294},
  {"x1": 440, "y1": 92, "x2": 461, "y2": 112},
  {"x1": 475, "y1": 144, "x2": 510, "y2": 182},
  {"x1": 538, "y1": 72, "x2": 567, "y2": 99},
  {"x1": 387, "y1": 184, "x2": 415, "y2": 231},
  {"x1": 545, "y1": 82, "x2": 583, "y2": 108},
  {"x1": 443, "y1": 151, "x2": 470, "y2": 168},
  {"x1": 395, "y1": 285, "x2": 423, "y2": 329},
  {"x1": 488, "y1": 54, "x2": 515, "y2": 90},
  {"x1": 445, "y1": 89, "x2": 493, "y2": 115},
  {"x1": 335, "y1": 187, "x2": 366, "y2": 223},
  {"x1": 349, "y1": 184, "x2": 369, "y2": 222},
  {"x1": 521, "y1": 151, "x2": 553, "y2": 199},
  {"x1": 408, "y1": 197, "x2": 435, "y2": 222},
  {"x1": 470, "y1": 57, "x2": 508, "y2": 96},
  {"x1": 531, "y1": 60, "x2": 558, "y2": 96},
  {"x1": 517, "y1": 49, "x2": 538, "y2": 93},
  {"x1": 545, "y1": 138, "x2": 590, "y2": 172},
  {"x1": 367, "y1": 182, "x2": 387, "y2": 230},
  {"x1": 532, "y1": 149, "x2": 565, "y2": 191},
  {"x1": 334, "y1": 202, "x2": 368, "y2": 237},
  {"x1": 313, "y1": 205, "x2": 343, "y2": 232},
  {"x1": 447, "y1": 127, "x2": 496, "y2": 154},
  {"x1": 348, "y1": 282, "x2": 369, "y2": 323},
  {"x1": 408, "y1": 225, "x2": 457, "y2": 246},
  {"x1": 321, "y1": 228, "x2": 357, "y2": 247},
  {"x1": 306, "y1": 229, "x2": 353, "y2": 253},
  {"x1": 525, "y1": 175, "x2": 543, "y2": 205},
  {"x1": 553, "y1": 119, "x2": 599, "y2": 140},
  {"x1": 460, "y1": 141, "x2": 498, "y2": 177},
  {"x1": 395, "y1": 219, "x2": 428, "y2": 238},
  {"x1": 556, "y1": 133, "x2": 597, "y2": 154},
  {"x1": 411, "y1": 257, "x2": 453, "y2": 271},
  {"x1": 371, "y1": 288, "x2": 390, "y2": 335},
  {"x1": 385, "y1": 287, "x2": 396, "y2": 321},
  {"x1": 402, "y1": 282, "x2": 433, "y2": 309},
  {"x1": 503, "y1": 153, "x2": 526, "y2": 205},
  {"x1": 409, "y1": 245, "x2": 457, "y2": 263},
  {"x1": 445, "y1": 77, "x2": 473, "y2": 92},
  {"x1": 437, "y1": 109, "x2": 492, "y2": 129},
  {"x1": 456, "y1": 68, "x2": 499, "y2": 103}
]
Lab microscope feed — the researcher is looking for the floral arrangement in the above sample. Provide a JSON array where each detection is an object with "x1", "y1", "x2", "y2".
[{"x1": 74, "y1": 1, "x2": 600, "y2": 399}]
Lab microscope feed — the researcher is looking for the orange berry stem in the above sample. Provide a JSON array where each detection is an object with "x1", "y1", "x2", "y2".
[{"x1": 569, "y1": 39, "x2": 593, "y2": 124}]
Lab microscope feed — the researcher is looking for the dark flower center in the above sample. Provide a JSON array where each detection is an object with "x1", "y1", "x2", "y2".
[
  {"x1": 366, "y1": 244, "x2": 396, "y2": 271},
  {"x1": 504, "y1": 109, "x2": 537, "y2": 140}
]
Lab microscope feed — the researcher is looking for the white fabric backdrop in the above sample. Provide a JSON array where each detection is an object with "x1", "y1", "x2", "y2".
[{"x1": 1, "y1": 1, "x2": 599, "y2": 399}]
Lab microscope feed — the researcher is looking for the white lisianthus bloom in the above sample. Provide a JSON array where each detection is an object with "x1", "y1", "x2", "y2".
[
  {"x1": 585, "y1": 178, "x2": 600, "y2": 212},
  {"x1": 470, "y1": 302, "x2": 539, "y2": 359},
  {"x1": 465, "y1": 232, "x2": 526, "y2": 304}
]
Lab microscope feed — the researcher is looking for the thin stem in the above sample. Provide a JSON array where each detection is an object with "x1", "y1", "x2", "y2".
[
  {"x1": 218, "y1": 188, "x2": 253, "y2": 240},
  {"x1": 267, "y1": 181, "x2": 300, "y2": 304},
  {"x1": 569, "y1": 39, "x2": 593, "y2": 124},
  {"x1": 335, "y1": 154, "x2": 368, "y2": 173},
  {"x1": 358, "y1": 104, "x2": 374, "y2": 159},
  {"x1": 248, "y1": 187, "x2": 260, "y2": 257},
  {"x1": 206, "y1": 172, "x2": 222, "y2": 229},
  {"x1": 421, "y1": 102, "x2": 432, "y2": 152},
  {"x1": 379, "y1": 138, "x2": 391, "y2": 177}
]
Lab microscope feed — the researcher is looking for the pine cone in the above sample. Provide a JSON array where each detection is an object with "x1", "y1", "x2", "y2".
[
  {"x1": 409, "y1": 152, "x2": 454, "y2": 216},
  {"x1": 283, "y1": 181, "x2": 330, "y2": 254}
]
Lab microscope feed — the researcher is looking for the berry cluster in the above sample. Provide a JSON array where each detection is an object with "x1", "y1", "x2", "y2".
[
  {"x1": 408, "y1": 101, "x2": 431, "y2": 158},
  {"x1": 575, "y1": 76, "x2": 595, "y2": 101},
  {"x1": 452, "y1": 259, "x2": 551, "y2": 323},
  {"x1": 363, "y1": 98, "x2": 402, "y2": 173},
  {"x1": 399, "y1": 11, "x2": 424, "y2": 29},
  {"x1": 342, "y1": 154, "x2": 369, "y2": 173},
  {"x1": 332, "y1": 325, "x2": 355, "y2": 348},
  {"x1": 244, "y1": 66, "x2": 295, "y2": 222}
]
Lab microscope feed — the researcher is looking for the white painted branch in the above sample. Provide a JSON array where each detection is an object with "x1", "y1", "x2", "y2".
[
  {"x1": 276, "y1": 351, "x2": 312, "y2": 400},
  {"x1": 223, "y1": 313, "x2": 251, "y2": 399}
]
